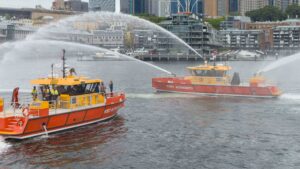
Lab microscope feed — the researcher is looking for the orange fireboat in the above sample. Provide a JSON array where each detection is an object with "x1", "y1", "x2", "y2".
[
  {"x1": 0, "y1": 50, "x2": 125, "y2": 139},
  {"x1": 152, "y1": 62, "x2": 281, "y2": 98}
]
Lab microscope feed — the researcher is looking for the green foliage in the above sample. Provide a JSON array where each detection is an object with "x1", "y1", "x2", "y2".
[
  {"x1": 285, "y1": 5, "x2": 300, "y2": 18},
  {"x1": 4, "y1": 14, "x2": 11, "y2": 20},
  {"x1": 245, "y1": 6, "x2": 286, "y2": 21},
  {"x1": 204, "y1": 17, "x2": 225, "y2": 30},
  {"x1": 136, "y1": 13, "x2": 167, "y2": 24},
  {"x1": 124, "y1": 32, "x2": 134, "y2": 49}
]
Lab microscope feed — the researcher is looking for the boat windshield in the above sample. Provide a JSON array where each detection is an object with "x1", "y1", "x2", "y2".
[
  {"x1": 56, "y1": 83, "x2": 100, "y2": 96},
  {"x1": 190, "y1": 70, "x2": 225, "y2": 77}
]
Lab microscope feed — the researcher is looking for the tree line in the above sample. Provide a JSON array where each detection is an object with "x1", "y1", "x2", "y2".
[{"x1": 246, "y1": 5, "x2": 300, "y2": 22}]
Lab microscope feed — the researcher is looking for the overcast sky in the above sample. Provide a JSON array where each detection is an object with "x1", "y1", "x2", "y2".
[{"x1": 0, "y1": 0, "x2": 88, "y2": 9}]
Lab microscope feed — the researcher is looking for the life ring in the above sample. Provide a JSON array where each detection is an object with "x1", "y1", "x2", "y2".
[
  {"x1": 22, "y1": 107, "x2": 29, "y2": 117},
  {"x1": 17, "y1": 120, "x2": 23, "y2": 127}
]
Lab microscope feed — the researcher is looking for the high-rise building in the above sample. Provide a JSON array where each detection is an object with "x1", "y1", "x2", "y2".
[
  {"x1": 52, "y1": 0, "x2": 65, "y2": 10},
  {"x1": 89, "y1": 0, "x2": 132, "y2": 13},
  {"x1": 170, "y1": 0, "x2": 204, "y2": 15},
  {"x1": 229, "y1": 0, "x2": 239, "y2": 13},
  {"x1": 280, "y1": 0, "x2": 291, "y2": 11},
  {"x1": 240, "y1": 0, "x2": 269, "y2": 16},
  {"x1": 157, "y1": 0, "x2": 171, "y2": 17},
  {"x1": 217, "y1": 0, "x2": 229, "y2": 16},
  {"x1": 65, "y1": 0, "x2": 88, "y2": 12},
  {"x1": 268, "y1": 0, "x2": 275, "y2": 5},
  {"x1": 204, "y1": 0, "x2": 218, "y2": 17},
  {"x1": 89, "y1": 0, "x2": 115, "y2": 11},
  {"x1": 52, "y1": 0, "x2": 88, "y2": 12},
  {"x1": 274, "y1": 0, "x2": 300, "y2": 11},
  {"x1": 134, "y1": 0, "x2": 146, "y2": 14},
  {"x1": 204, "y1": 0, "x2": 229, "y2": 17}
]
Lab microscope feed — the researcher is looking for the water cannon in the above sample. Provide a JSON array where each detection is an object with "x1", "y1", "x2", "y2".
[{"x1": 171, "y1": 72, "x2": 177, "y2": 77}]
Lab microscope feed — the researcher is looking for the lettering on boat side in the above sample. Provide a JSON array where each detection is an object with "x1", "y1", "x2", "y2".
[
  {"x1": 104, "y1": 105, "x2": 122, "y2": 114},
  {"x1": 166, "y1": 85, "x2": 193, "y2": 90}
]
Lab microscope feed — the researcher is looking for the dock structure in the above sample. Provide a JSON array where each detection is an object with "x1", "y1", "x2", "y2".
[{"x1": 134, "y1": 54, "x2": 203, "y2": 61}]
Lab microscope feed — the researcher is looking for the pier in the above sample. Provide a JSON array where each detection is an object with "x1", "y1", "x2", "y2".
[{"x1": 134, "y1": 54, "x2": 203, "y2": 61}]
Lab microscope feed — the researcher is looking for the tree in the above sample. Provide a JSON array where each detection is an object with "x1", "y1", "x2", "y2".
[
  {"x1": 245, "y1": 6, "x2": 286, "y2": 22},
  {"x1": 4, "y1": 14, "x2": 11, "y2": 20},
  {"x1": 285, "y1": 5, "x2": 300, "y2": 19},
  {"x1": 205, "y1": 17, "x2": 225, "y2": 30},
  {"x1": 124, "y1": 31, "x2": 134, "y2": 49}
]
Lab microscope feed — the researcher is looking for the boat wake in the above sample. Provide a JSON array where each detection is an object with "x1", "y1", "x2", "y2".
[
  {"x1": 0, "y1": 138, "x2": 11, "y2": 154},
  {"x1": 280, "y1": 93, "x2": 300, "y2": 100}
]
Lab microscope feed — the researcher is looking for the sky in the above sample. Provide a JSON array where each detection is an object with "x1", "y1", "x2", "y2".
[{"x1": 0, "y1": 0, "x2": 88, "y2": 9}]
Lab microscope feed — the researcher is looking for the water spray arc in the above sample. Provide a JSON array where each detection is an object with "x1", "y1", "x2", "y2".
[
  {"x1": 258, "y1": 53, "x2": 300, "y2": 73},
  {"x1": 28, "y1": 11, "x2": 203, "y2": 59},
  {"x1": 0, "y1": 39, "x2": 173, "y2": 75}
]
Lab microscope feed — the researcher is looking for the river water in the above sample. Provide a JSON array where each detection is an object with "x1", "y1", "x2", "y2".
[{"x1": 0, "y1": 57, "x2": 299, "y2": 169}]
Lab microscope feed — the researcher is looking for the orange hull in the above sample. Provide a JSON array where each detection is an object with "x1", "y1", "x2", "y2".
[
  {"x1": 152, "y1": 77, "x2": 281, "y2": 98},
  {"x1": 0, "y1": 94, "x2": 125, "y2": 140}
]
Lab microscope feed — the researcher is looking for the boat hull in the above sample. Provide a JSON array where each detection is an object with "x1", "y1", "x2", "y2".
[
  {"x1": 0, "y1": 94, "x2": 125, "y2": 140},
  {"x1": 152, "y1": 77, "x2": 281, "y2": 98}
]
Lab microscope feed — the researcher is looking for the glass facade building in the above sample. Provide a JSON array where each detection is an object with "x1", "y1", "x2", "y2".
[
  {"x1": 229, "y1": 0, "x2": 239, "y2": 13},
  {"x1": 170, "y1": 0, "x2": 204, "y2": 15},
  {"x1": 89, "y1": 0, "x2": 115, "y2": 11}
]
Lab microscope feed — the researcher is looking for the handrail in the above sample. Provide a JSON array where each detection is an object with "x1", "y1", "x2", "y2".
[{"x1": 0, "y1": 91, "x2": 125, "y2": 118}]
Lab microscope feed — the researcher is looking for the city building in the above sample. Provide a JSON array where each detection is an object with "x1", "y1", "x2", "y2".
[
  {"x1": 0, "y1": 23, "x2": 36, "y2": 41},
  {"x1": 157, "y1": 0, "x2": 172, "y2": 17},
  {"x1": 240, "y1": 0, "x2": 269, "y2": 16},
  {"x1": 65, "y1": 0, "x2": 88, "y2": 12},
  {"x1": 52, "y1": 0, "x2": 65, "y2": 10},
  {"x1": 220, "y1": 16, "x2": 251, "y2": 30},
  {"x1": 272, "y1": 0, "x2": 300, "y2": 11},
  {"x1": 229, "y1": 0, "x2": 239, "y2": 14},
  {"x1": 89, "y1": 0, "x2": 132, "y2": 13},
  {"x1": 52, "y1": 0, "x2": 88, "y2": 12},
  {"x1": 217, "y1": 0, "x2": 229, "y2": 17},
  {"x1": 273, "y1": 25, "x2": 300, "y2": 49},
  {"x1": 92, "y1": 30, "x2": 124, "y2": 48},
  {"x1": 89, "y1": 0, "x2": 116, "y2": 12},
  {"x1": 220, "y1": 29, "x2": 265, "y2": 49},
  {"x1": 203, "y1": 0, "x2": 229, "y2": 18},
  {"x1": 0, "y1": 33, "x2": 5, "y2": 43},
  {"x1": 132, "y1": 29, "x2": 157, "y2": 49},
  {"x1": 170, "y1": 0, "x2": 204, "y2": 15},
  {"x1": 204, "y1": 0, "x2": 218, "y2": 17},
  {"x1": 159, "y1": 13, "x2": 222, "y2": 55},
  {"x1": 0, "y1": 7, "x2": 76, "y2": 22}
]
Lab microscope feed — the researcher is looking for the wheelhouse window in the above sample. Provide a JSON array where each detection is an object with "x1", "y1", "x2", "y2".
[
  {"x1": 190, "y1": 70, "x2": 225, "y2": 77},
  {"x1": 56, "y1": 83, "x2": 100, "y2": 96}
]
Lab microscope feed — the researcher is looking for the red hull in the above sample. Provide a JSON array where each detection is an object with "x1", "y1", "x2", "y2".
[
  {"x1": 152, "y1": 77, "x2": 281, "y2": 98},
  {"x1": 2, "y1": 94, "x2": 125, "y2": 139}
]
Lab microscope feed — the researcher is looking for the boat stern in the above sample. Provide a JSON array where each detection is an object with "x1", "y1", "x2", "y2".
[
  {"x1": 268, "y1": 86, "x2": 282, "y2": 97},
  {"x1": 0, "y1": 116, "x2": 26, "y2": 137}
]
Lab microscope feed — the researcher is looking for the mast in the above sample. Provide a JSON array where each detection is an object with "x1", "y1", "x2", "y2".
[{"x1": 62, "y1": 49, "x2": 66, "y2": 78}]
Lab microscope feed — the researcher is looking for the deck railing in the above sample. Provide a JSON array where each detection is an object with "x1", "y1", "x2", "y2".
[{"x1": 0, "y1": 91, "x2": 125, "y2": 118}]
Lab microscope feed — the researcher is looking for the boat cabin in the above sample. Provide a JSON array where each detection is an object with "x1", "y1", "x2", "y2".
[
  {"x1": 185, "y1": 63, "x2": 232, "y2": 85},
  {"x1": 30, "y1": 75, "x2": 105, "y2": 110}
]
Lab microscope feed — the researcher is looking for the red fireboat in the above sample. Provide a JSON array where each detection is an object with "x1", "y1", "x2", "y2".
[{"x1": 152, "y1": 62, "x2": 281, "y2": 98}]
